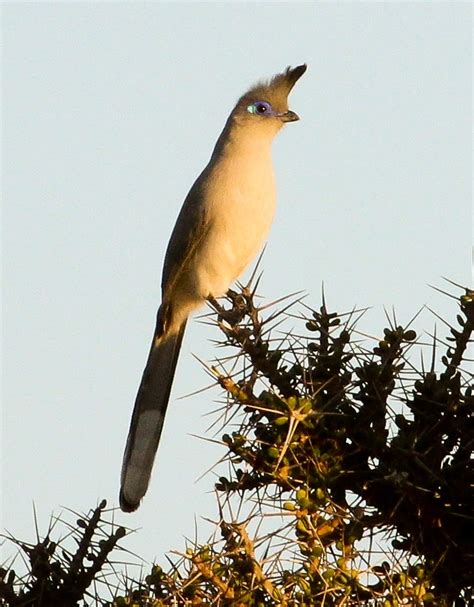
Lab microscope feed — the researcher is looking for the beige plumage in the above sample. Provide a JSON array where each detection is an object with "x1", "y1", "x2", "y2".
[{"x1": 120, "y1": 64, "x2": 307, "y2": 512}]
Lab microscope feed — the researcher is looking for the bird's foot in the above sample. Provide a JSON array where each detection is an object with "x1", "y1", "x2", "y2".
[{"x1": 208, "y1": 292, "x2": 248, "y2": 326}]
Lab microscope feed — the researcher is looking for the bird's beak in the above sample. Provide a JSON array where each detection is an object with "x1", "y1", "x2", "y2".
[{"x1": 278, "y1": 110, "x2": 300, "y2": 123}]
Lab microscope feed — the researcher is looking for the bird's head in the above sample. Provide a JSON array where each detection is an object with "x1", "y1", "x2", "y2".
[{"x1": 232, "y1": 64, "x2": 307, "y2": 135}]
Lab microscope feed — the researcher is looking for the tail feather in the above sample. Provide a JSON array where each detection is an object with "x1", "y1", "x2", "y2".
[{"x1": 120, "y1": 321, "x2": 186, "y2": 512}]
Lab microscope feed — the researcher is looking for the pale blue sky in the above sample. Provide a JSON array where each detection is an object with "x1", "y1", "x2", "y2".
[{"x1": 2, "y1": 2, "x2": 471, "y2": 571}]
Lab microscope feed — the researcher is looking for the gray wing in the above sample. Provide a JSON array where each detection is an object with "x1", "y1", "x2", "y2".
[{"x1": 161, "y1": 169, "x2": 211, "y2": 298}]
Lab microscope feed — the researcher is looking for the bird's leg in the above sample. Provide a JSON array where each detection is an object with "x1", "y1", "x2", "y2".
[{"x1": 208, "y1": 295, "x2": 226, "y2": 316}]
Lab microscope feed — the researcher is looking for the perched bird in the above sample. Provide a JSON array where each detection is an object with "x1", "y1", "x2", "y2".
[{"x1": 120, "y1": 64, "x2": 307, "y2": 512}]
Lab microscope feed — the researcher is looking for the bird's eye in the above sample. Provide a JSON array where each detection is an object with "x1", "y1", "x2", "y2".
[{"x1": 247, "y1": 101, "x2": 273, "y2": 116}]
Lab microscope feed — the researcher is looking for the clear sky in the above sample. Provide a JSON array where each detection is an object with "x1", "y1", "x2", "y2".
[{"x1": 2, "y1": 2, "x2": 472, "y2": 573}]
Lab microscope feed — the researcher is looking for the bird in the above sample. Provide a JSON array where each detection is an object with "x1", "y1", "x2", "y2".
[{"x1": 120, "y1": 64, "x2": 307, "y2": 512}]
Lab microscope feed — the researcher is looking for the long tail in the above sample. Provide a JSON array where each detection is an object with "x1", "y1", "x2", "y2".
[{"x1": 120, "y1": 319, "x2": 186, "y2": 512}]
